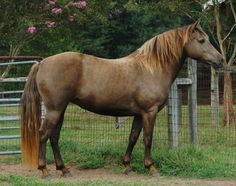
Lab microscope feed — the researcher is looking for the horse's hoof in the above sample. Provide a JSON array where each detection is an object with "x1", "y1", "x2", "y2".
[
  {"x1": 61, "y1": 171, "x2": 72, "y2": 178},
  {"x1": 150, "y1": 172, "x2": 161, "y2": 177},
  {"x1": 124, "y1": 169, "x2": 131, "y2": 175},
  {"x1": 60, "y1": 167, "x2": 72, "y2": 178},
  {"x1": 148, "y1": 165, "x2": 160, "y2": 177},
  {"x1": 41, "y1": 168, "x2": 52, "y2": 180},
  {"x1": 125, "y1": 170, "x2": 136, "y2": 176},
  {"x1": 41, "y1": 173, "x2": 52, "y2": 180},
  {"x1": 123, "y1": 165, "x2": 132, "y2": 175}
]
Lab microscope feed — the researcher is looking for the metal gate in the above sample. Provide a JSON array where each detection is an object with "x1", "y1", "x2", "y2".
[{"x1": 0, "y1": 57, "x2": 42, "y2": 155}]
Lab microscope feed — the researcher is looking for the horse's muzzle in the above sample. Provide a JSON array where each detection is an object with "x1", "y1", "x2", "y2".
[{"x1": 212, "y1": 56, "x2": 224, "y2": 69}]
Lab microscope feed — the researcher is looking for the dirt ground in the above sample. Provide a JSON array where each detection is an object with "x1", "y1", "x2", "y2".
[{"x1": 0, "y1": 164, "x2": 236, "y2": 186}]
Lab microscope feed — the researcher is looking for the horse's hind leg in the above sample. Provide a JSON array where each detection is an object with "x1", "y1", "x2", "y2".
[
  {"x1": 38, "y1": 109, "x2": 64, "y2": 178},
  {"x1": 123, "y1": 116, "x2": 142, "y2": 174},
  {"x1": 49, "y1": 109, "x2": 71, "y2": 177}
]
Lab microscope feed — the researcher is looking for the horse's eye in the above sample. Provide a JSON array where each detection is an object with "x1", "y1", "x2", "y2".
[{"x1": 199, "y1": 38, "x2": 205, "y2": 44}]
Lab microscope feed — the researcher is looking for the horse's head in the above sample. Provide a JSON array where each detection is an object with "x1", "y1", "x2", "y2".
[{"x1": 184, "y1": 21, "x2": 224, "y2": 69}]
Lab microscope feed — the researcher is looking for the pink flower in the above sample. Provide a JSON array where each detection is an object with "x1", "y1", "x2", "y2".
[
  {"x1": 46, "y1": 21, "x2": 56, "y2": 28},
  {"x1": 72, "y1": 1, "x2": 87, "y2": 9},
  {"x1": 27, "y1": 26, "x2": 36, "y2": 34},
  {"x1": 48, "y1": 0, "x2": 56, "y2": 5},
  {"x1": 51, "y1": 8, "x2": 62, "y2": 14}
]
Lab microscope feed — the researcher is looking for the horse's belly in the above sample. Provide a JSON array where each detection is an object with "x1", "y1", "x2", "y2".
[
  {"x1": 71, "y1": 98, "x2": 137, "y2": 117},
  {"x1": 87, "y1": 108, "x2": 136, "y2": 117}
]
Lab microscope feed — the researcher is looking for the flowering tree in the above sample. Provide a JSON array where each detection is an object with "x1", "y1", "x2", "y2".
[
  {"x1": 0, "y1": 0, "x2": 87, "y2": 56},
  {"x1": 0, "y1": 0, "x2": 87, "y2": 78},
  {"x1": 25, "y1": 1, "x2": 87, "y2": 35}
]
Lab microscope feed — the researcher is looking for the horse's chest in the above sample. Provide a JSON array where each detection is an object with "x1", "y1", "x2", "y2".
[{"x1": 134, "y1": 84, "x2": 170, "y2": 110}]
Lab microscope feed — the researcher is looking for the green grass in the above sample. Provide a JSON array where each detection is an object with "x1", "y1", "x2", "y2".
[
  {"x1": 1, "y1": 104, "x2": 236, "y2": 179},
  {"x1": 46, "y1": 141, "x2": 236, "y2": 179},
  {"x1": 0, "y1": 174, "x2": 149, "y2": 186}
]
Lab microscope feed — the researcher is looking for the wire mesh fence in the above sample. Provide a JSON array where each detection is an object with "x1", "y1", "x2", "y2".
[{"x1": 0, "y1": 59, "x2": 236, "y2": 169}]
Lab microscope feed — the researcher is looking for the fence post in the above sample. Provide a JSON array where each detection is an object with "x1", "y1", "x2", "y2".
[
  {"x1": 188, "y1": 58, "x2": 197, "y2": 145},
  {"x1": 168, "y1": 80, "x2": 179, "y2": 148},
  {"x1": 211, "y1": 66, "x2": 219, "y2": 128}
]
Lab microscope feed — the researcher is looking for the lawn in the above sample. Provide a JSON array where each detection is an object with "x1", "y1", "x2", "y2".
[{"x1": 0, "y1": 104, "x2": 236, "y2": 179}]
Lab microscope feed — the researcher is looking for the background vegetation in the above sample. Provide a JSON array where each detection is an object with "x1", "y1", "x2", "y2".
[
  {"x1": 0, "y1": 0, "x2": 201, "y2": 58},
  {"x1": 1, "y1": 1, "x2": 235, "y2": 58}
]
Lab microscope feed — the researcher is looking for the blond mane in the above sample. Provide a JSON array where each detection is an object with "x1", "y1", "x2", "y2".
[{"x1": 134, "y1": 25, "x2": 193, "y2": 72}]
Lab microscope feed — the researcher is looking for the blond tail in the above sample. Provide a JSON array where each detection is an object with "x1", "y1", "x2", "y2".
[{"x1": 20, "y1": 63, "x2": 41, "y2": 168}]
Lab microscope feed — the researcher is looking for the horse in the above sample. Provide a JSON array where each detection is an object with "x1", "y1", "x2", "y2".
[{"x1": 20, "y1": 21, "x2": 223, "y2": 178}]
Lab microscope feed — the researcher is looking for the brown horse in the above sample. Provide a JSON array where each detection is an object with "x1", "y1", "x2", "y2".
[{"x1": 20, "y1": 21, "x2": 223, "y2": 178}]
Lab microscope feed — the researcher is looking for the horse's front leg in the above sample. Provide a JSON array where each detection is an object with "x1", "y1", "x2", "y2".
[
  {"x1": 123, "y1": 116, "x2": 142, "y2": 174},
  {"x1": 142, "y1": 107, "x2": 159, "y2": 176}
]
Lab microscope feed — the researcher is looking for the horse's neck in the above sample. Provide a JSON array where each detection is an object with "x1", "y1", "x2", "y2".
[
  {"x1": 168, "y1": 56, "x2": 186, "y2": 83},
  {"x1": 152, "y1": 56, "x2": 186, "y2": 90}
]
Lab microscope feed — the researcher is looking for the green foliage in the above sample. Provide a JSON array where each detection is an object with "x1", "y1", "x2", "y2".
[
  {"x1": 0, "y1": 0, "x2": 47, "y2": 55},
  {"x1": 22, "y1": 26, "x2": 78, "y2": 56},
  {"x1": 0, "y1": 0, "x2": 190, "y2": 58},
  {"x1": 66, "y1": 0, "x2": 185, "y2": 58},
  {"x1": 1, "y1": 0, "x2": 234, "y2": 59}
]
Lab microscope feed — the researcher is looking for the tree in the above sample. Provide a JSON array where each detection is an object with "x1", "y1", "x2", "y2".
[
  {"x1": 212, "y1": 0, "x2": 236, "y2": 126},
  {"x1": 0, "y1": 0, "x2": 47, "y2": 56},
  {"x1": 199, "y1": 0, "x2": 236, "y2": 126},
  {"x1": 68, "y1": 0, "x2": 184, "y2": 59},
  {"x1": 1, "y1": 0, "x2": 187, "y2": 59},
  {"x1": 0, "y1": 0, "x2": 90, "y2": 56},
  {"x1": 0, "y1": 0, "x2": 48, "y2": 79},
  {"x1": 22, "y1": 0, "x2": 113, "y2": 57}
]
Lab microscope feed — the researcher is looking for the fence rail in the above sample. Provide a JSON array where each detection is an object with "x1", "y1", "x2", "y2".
[
  {"x1": 0, "y1": 151, "x2": 21, "y2": 155},
  {"x1": 0, "y1": 59, "x2": 40, "y2": 155}
]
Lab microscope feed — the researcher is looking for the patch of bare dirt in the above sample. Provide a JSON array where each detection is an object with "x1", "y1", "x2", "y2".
[{"x1": 0, "y1": 164, "x2": 236, "y2": 186}]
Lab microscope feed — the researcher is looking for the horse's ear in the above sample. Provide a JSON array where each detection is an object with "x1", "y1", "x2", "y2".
[
  {"x1": 194, "y1": 20, "x2": 200, "y2": 27},
  {"x1": 191, "y1": 20, "x2": 201, "y2": 32}
]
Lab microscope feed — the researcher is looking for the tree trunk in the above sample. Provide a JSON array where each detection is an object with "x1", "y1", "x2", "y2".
[
  {"x1": 1, "y1": 44, "x2": 21, "y2": 79},
  {"x1": 223, "y1": 71, "x2": 235, "y2": 126}
]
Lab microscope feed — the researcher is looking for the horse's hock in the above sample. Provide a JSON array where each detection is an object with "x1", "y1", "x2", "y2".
[{"x1": 0, "y1": 56, "x2": 236, "y2": 170}]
